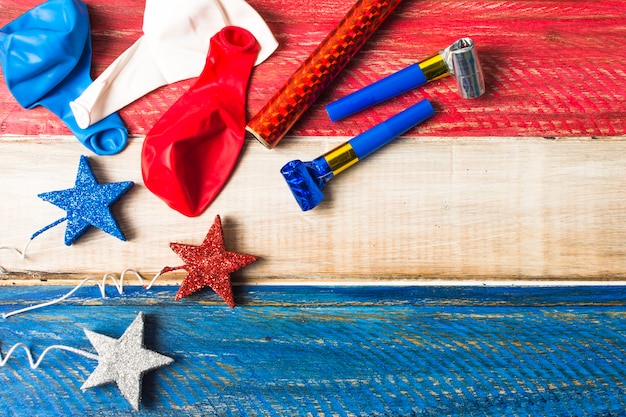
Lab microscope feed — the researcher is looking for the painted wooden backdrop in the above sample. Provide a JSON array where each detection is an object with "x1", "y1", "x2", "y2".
[
  {"x1": 0, "y1": 286, "x2": 625, "y2": 416},
  {"x1": 1, "y1": 0, "x2": 626, "y2": 415}
]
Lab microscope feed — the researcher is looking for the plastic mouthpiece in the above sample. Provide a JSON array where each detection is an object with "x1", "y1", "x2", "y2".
[{"x1": 325, "y1": 63, "x2": 429, "y2": 122}]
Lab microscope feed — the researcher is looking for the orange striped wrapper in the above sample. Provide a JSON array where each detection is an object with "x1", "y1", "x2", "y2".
[{"x1": 246, "y1": 0, "x2": 403, "y2": 149}]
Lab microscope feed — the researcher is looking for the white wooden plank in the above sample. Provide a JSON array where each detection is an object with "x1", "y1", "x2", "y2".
[{"x1": 1, "y1": 135, "x2": 625, "y2": 283}]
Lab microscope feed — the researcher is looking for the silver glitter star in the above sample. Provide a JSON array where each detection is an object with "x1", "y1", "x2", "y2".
[{"x1": 81, "y1": 312, "x2": 173, "y2": 410}]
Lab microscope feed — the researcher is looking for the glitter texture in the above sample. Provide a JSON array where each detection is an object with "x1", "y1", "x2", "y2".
[
  {"x1": 37, "y1": 155, "x2": 134, "y2": 245},
  {"x1": 81, "y1": 312, "x2": 174, "y2": 410},
  {"x1": 161, "y1": 215, "x2": 257, "y2": 307},
  {"x1": 246, "y1": 0, "x2": 403, "y2": 148}
]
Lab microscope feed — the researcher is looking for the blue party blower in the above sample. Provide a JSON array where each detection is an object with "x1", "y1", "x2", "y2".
[
  {"x1": 326, "y1": 38, "x2": 485, "y2": 122},
  {"x1": 281, "y1": 99, "x2": 434, "y2": 211}
]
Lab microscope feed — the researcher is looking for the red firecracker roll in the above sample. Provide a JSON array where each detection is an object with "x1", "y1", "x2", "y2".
[{"x1": 246, "y1": 0, "x2": 403, "y2": 149}]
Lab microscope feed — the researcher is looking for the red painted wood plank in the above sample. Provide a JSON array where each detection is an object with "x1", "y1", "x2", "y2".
[{"x1": 1, "y1": 0, "x2": 625, "y2": 139}]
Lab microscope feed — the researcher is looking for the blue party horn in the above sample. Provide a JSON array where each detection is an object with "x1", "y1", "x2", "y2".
[
  {"x1": 326, "y1": 38, "x2": 484, "y2": 122},
  {"x1": 281, "y1": 99, "x2": 434, "y2": 211}
]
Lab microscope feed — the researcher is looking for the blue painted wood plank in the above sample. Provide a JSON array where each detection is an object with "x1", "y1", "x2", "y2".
[{"x1": 0, "y1": 286, "x2": 624, "y2": 416}]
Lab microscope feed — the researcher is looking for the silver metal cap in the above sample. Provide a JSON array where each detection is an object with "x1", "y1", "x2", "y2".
[{"x1": 441, "y1": 38, "x2": 486, "y2": 99}]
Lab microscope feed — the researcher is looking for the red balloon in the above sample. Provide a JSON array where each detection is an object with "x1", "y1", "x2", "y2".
[{"x1": 142, "y1": 26, "x2": 260, "y2": 217}]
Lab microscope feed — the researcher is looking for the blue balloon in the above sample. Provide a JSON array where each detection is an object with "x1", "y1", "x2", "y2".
[{"x1": 0, "y1": 0, "x2": 128, "y2": 155}]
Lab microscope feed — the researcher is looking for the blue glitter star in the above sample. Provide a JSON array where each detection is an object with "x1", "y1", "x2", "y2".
[{"x1": 36, "y1": 155, "x2": 134, "y2": 246}]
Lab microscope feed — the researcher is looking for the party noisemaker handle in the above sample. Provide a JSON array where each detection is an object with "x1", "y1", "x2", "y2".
[
  {"x1": 326, "y1": 37, "x2": 485, "y2": 121},
  {"x1": 326, "y1": 63, "x2": 429, "y2": 122},
  {"x1": 325, "y1": 98, "x2": 434, "y2": 177},
  {"x1": 348, "y1": 98, "x2": 434, "y2": 159},
  {"x1": 246, "y1": 0, "x2": 403, "y2": 149},
  {"x1": 280, "y1": 99, "x2": 434, "y2": 211}
]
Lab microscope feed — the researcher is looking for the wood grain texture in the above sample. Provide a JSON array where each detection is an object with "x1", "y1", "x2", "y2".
[
  {"x1": 2, "y1": 3, "x2": 624, "y2": 416},
  {"x1": 0, "y1": 286, "x2": 624, "y2": 416},
  {"x1": 1, "y1": 0, "x2": 625, "y2": 282},
  {"x1": 1, "y1": 136, "x2": 626, "y2": 283},
  {"x1": 0, "y1": 0, "x2": 625, "y2": 138}
]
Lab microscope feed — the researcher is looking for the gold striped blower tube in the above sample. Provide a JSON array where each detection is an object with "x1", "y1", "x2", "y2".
[{"x1": 246, "y1": 0, "x2": 403, "y2": 149}]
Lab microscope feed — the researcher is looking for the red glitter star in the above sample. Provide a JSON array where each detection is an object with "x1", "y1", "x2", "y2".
[{"x1": 160, "y1": 215, "x2": 257, "y2": 307}]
